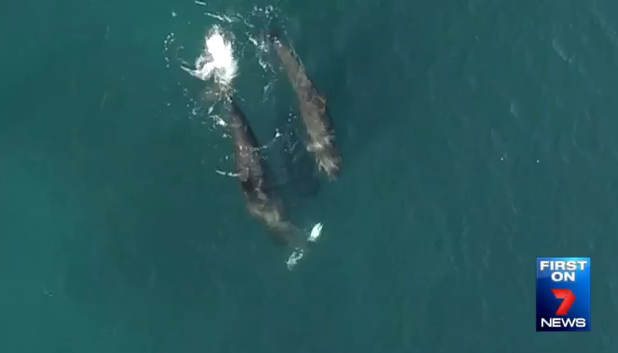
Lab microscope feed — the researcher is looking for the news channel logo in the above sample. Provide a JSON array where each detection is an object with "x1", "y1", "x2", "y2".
[{"x1": 536, "y1": 257, "x2": 590, "y2": 332}]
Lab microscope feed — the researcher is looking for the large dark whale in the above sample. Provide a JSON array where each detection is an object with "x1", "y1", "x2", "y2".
[
  {"x1": 268, "y1": 33, "x2": 342, "y2": 180},
  {"x1": 224, "y1": 95, "x2": 307, "y2": 250}
]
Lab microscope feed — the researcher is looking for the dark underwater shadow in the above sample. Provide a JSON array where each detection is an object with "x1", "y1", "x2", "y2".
[{"x1": 271, "y1": 102, "x2": 322, "y2": 209}]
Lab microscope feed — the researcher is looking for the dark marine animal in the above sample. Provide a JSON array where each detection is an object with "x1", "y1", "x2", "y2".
[
  {"x1": 224, "y1": 95, "x2": 307, "y2": 249},
  {"x1": 268, "y1": 33, "x2": 342, "y2": 180}
]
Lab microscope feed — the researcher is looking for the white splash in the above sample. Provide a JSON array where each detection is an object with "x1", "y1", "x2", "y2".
[
  {"x1": 182, "y1": 25, "x2": 238, "y2": 89},
  {"x1": 286, "y1": 223, "x2": 324, "y2": 270},
  {"x1": 215, "y1": 169, "x2": 240, "y2": 177},
  {"x1": 286, "y1": 251, "x2": 304, "y2": 270},
  {"x1": 308, "y1": 223, "x2": 323, "y2": 242}
]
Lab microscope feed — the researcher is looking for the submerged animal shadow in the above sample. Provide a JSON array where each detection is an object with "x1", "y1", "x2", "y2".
[
  {"x1": 277, "y1": 114, "x2": 322, "y2": 205},
  {"x1": 263, "y1": 93, "x2": 321, "y2": 209}
]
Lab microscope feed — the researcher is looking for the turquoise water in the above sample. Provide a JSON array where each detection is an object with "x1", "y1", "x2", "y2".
[{"x1": 2, "y1": 0, "x2": 618, "y2": 351}]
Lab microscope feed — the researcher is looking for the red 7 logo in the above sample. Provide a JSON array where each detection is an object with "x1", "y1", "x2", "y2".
[{"x1": 552, "y1": 289, "x2": 576, "y2": 316}]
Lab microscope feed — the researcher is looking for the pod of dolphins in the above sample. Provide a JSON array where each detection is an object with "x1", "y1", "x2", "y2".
[{"x1": 205, "y1": 30, "x2": 342, "y2": 260}]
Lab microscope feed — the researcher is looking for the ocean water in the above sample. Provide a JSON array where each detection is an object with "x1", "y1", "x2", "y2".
[{"x1": 1, "y1": 0, "x2": 618, "y2": 352}]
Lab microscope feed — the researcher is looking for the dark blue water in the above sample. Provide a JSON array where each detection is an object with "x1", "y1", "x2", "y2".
[{"x1": 2, "y1": 0, "x2": 618, "y2": 352}]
